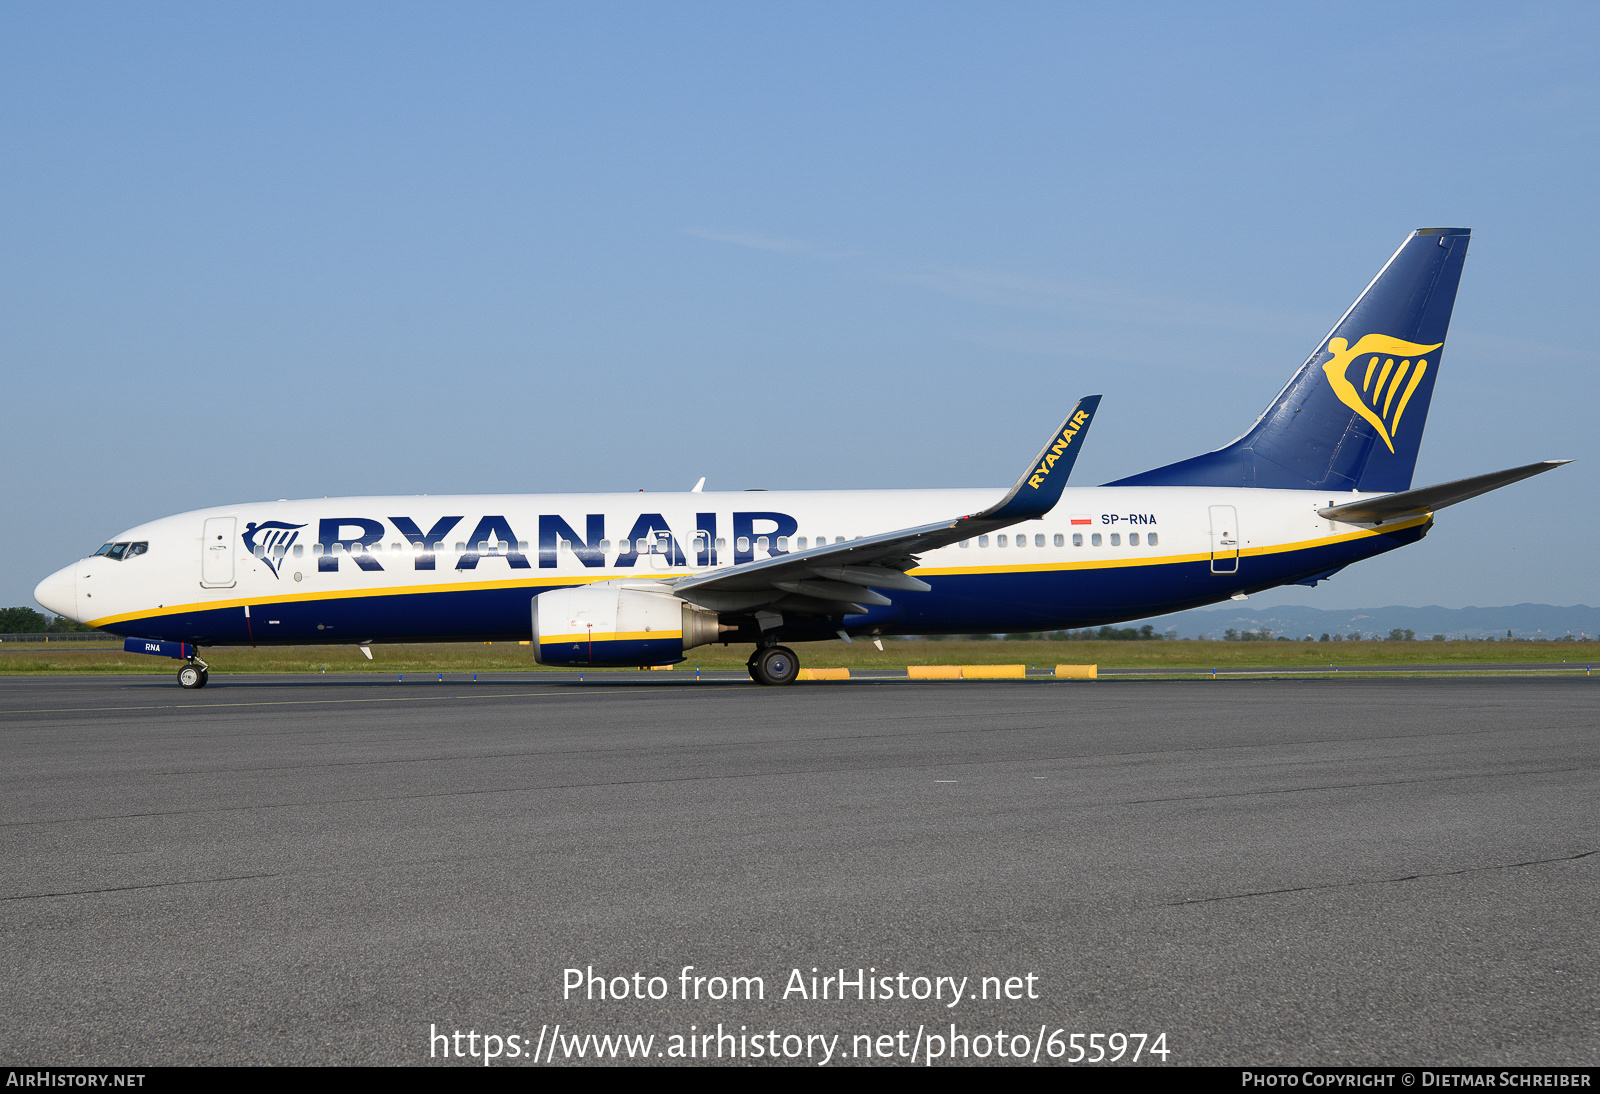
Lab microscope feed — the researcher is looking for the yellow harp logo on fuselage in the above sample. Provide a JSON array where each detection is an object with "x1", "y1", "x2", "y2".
[{"x1": 1321, "y1": 333, "x2": 1443, "y2": 453}]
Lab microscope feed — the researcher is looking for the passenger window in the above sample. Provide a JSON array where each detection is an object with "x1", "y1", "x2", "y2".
[
  {"x1": 453, "y1": 542, "x2": 465, "y2": 553},
  {"x1": 1035, "y1": 534, "x2": 1045, "y2": 547},
  {"x1": 635, "y1": 538, "x2": 648, "y2": 552},
  {"x1": 559, "y1": 539, "x2": 571, "y2": 553},
  {"x1": 294, "y1": 544, "x2": 303, "y2": 558},
  {"x1": 776, "y1": 536, "x2": 788, "y2": 550},
  {"x1": 1129, "y1": 533, "x2": 1139, "y2": 546},
  {"x1": 1148, "y1": 533, "x2": 1158, "y2": 546},
  {"x1": 978, "y1": 535, "x2": 989, "y2": 547},
  {"x1": 1110, "y1": 533, "x2": 1120, "y2": 546},
  {"x1": 959, "y1": 540, "x2": 970, "y2": 548},
  {"x1": 1072, "y1": 533, "x2": 1083, "y2": 547},
  {"x1": 796, "y1": 537, "x2": 807, "y2": 550},
  {"x1": 517, "y1": 541, "x2": 528, "y2": 554},
  {"x1": 997, "y1": 535, "x2": 1008, "y2": 548},
  {"x1": 1053, "y1": 533, "x2": 1064, "y2": 547},
  {"x1": 756, "y1": 536, "x2": 769, "y2": 552},
  {"x1": 716, "y1": 538, "x2": 727, "y2": 551},
  {"x1": 1091, "y1": 534, "x2": 1102, "y2": 546},
  {"x1": 737, "y1": 536, "x2": 751, "y2": 553}
]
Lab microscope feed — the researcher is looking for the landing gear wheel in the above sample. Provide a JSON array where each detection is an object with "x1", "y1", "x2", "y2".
[
  {"x1": 750, "y1": 645, "x2": 800, "y2": 686},
  {"x1": 178, "y1": 664, "x2": 208, "y2": 689}
]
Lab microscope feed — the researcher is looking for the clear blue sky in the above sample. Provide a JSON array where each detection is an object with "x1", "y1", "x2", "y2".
[{"x1": 3, "y1": 1, "x2": 1595, "y2": 611}]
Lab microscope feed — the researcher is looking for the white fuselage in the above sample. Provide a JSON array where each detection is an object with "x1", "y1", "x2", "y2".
[{"x1": 37, "y1": 485, "x2": 1421, "y2": 646}]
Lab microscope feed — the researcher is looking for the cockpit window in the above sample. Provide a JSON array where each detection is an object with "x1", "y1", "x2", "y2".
[{"x1": 92, "y1": 541, "x2": 147, "y2": 561}]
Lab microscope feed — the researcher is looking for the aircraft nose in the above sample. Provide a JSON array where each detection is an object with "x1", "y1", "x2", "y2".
[{"x1": 33, "y1": 564, "x2": 78, "y2": 622}]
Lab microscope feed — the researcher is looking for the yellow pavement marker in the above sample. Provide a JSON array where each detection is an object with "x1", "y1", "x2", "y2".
[{"x1": 961, "y1": 664, "x2": 1026, "y2": 679}]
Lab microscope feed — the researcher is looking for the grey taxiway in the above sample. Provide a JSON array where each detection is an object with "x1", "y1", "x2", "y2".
[{"x1": 1, "y1": 673, "x2": 1595, "y2": 1066}]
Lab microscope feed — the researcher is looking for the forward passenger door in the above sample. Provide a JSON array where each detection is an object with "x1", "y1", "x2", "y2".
[{"x1": 201, "y1": 516, "x2": 237, "y2": 588}]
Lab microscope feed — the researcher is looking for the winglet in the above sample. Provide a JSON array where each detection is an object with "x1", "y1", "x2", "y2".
[{"x1": 976, "y1": 395, "x2": 1102, "y2": 522}]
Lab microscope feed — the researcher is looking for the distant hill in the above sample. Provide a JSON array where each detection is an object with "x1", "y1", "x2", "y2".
[{"x1": 1122, "y1": 603, "x2": 1600, "y2": 641}]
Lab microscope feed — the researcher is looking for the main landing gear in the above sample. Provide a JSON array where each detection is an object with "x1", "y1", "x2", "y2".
[
  {"x1": 177, "y1": 656, "x2": 210, "y2": 690},
  {"x1": 747, "y1": 645, "x2": 800, "y2": 686}
]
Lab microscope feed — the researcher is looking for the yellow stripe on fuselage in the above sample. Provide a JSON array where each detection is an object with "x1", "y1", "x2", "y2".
[{"x1": 89, "y1": 573, "x2": 612, "y2": 628}]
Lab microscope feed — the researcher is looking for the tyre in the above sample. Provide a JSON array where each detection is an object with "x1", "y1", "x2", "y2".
[
  {"x1": 178, "y1": 664, "x2": 207, "y2": 689},
  {"x1": 751, "y1": 645, "x2": 799, "y2": 686}
]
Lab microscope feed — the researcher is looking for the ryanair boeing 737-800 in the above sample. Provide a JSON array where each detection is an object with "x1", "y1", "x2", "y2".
[{"x1": 33, "y1": 228, "x2": 1568, "y2": 687}]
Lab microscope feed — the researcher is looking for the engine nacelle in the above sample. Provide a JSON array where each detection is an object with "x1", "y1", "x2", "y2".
[{"x1": 532, "y1": 584, "x2": 725, "y2": 667}]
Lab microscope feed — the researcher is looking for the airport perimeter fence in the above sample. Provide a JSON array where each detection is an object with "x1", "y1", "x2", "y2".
[{"x1": 0, "y1": 632, "x2": 115, "y2": 644}]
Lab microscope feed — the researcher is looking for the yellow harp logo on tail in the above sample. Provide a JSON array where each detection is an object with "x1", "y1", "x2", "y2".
[{"x1": 1321, "y1": 333, "x2": 1444, "y2": 453}]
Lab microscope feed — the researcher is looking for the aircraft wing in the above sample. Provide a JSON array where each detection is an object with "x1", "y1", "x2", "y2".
[
  {"x1": 668, "y1": 396, "x2": 1101, "y2": 615},
  {"x1": 1317, "y1": 459, "x2": 1571, "y2": 525}
]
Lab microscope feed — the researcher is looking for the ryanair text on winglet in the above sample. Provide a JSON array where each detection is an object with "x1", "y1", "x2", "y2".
[{"x1": 1027, "y1": 410, "x2": 1091, "y2": 490}]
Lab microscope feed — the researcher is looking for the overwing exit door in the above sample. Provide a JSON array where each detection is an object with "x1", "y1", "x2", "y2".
[
  {"x1": 1209, "y1": 505, "x2": 1239, "y2": 574},
  {"x1": 649, "y1": 530, "x2": 675, "y2": 570}
]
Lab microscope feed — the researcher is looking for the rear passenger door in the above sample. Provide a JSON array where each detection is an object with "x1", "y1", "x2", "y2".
[{"x1": 1209, "y1": 506, "x2": 1239, "y2": 574}]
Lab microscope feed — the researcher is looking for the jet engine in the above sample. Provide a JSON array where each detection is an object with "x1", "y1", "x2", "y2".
[{"x1": 532, "y1": 584, "x2": 727, "y2": 667}]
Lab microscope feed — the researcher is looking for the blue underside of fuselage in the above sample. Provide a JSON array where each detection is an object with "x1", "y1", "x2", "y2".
[{"x1": 106, "y1": 525, "x2": 1424, "y2": 648}]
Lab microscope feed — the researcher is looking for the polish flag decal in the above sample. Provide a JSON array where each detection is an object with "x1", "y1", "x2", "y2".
[{"x1": 1070, "y1": 514, "x2": 1093, "y2": 525}]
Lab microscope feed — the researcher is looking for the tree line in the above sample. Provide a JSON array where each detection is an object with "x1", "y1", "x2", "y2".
[{"x1": 0, "y1": 607, "x2": 99, "y2": 634}]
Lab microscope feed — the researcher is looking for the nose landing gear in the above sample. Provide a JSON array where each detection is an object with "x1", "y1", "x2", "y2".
[{"x1": 177, "y1": 657, "x2": 210, "y2": 689}]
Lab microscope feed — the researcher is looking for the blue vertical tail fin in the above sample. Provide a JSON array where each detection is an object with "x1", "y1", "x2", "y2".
[{"x1": 1108, "y1": 228, "x2": 1471, "y2": 493}]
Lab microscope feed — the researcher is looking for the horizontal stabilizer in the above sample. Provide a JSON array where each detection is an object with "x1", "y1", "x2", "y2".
[{"x1": 1318, "y1": 460, "x2": 1571, "y2": 525}]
